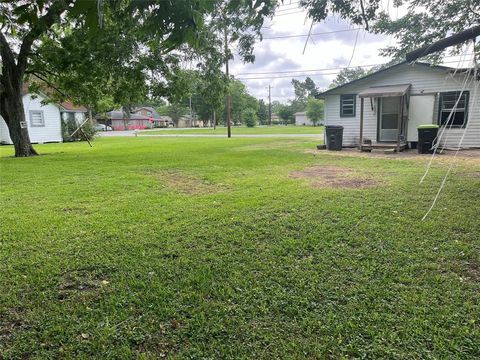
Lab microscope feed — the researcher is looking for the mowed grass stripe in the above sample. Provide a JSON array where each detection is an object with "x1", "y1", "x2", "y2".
[
  {"x1": 0, "y1": 137, "x2": 479, "y2": 358},
  {"x1": 139, "y1": 125, "x2": 324, "y2": 135}
]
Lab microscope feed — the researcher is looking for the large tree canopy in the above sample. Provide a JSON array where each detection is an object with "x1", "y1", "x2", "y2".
[
  {"x1": 330, "y1": 67, "x2": 370, "y2": 88},
  {"x1": 305, "y1": 97, "x2": 324, "y2": 126},
  {"x1": 374, "y1": 0, "x2": 480, "y2": 60},
  {"x1": 0, "y1": 0, "x2": 276, "y2": 156},
  {"x1": 291, "y1": 77, "x2": 319, "y2": 107},
  {"x1": 301, "y1": 0, "x2": 480, "y2": 60}
]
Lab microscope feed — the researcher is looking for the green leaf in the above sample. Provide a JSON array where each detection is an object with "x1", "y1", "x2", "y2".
[{"x1": 69, "y1": 0, "x2": 96, "y2": 17}]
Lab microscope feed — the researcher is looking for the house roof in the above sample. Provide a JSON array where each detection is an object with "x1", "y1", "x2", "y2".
[
  {"x1": 358, "y1": 84, "x2": 411, "y2": 98},
  {"x1": 294, "y1": 111, "x2": 306, "y2": 115},
  {"x1": 135, "y1": 106, "x2": 155, "y2": 112},
  {"x1": 134, "y1": 106, "x2": 161, "y2": 118},
  {"x1": 59, "y1": 101, "x2": 88, "y2": 112},
  {"x1": 22, "y1": 82, "x2": 88, "y2": 112},
  {"x1": 317, "y1": 61, "x2": 463, "y2": 98}
]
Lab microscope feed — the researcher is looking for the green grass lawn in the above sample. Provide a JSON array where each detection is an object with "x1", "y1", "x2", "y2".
[
  {"x1": 141, "y1": 124, "x2": 323, "y2": 135},
  {"x1": 1, "y1": 137, "x2": 479, "y2": 359}
]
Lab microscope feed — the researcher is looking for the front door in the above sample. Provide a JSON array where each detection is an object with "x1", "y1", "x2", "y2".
[{"x1": 379, "y1": 97, "x2": 400, "y2": 142}]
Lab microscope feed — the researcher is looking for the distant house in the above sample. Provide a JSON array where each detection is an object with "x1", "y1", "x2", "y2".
[
  {"x1": 134, "y1": 106, "x2": 159, "y2": 118},
  {"x1": 176, "y1": 115, "x2": 211, "y2": 128},
  {"x1": 60, "y1": 101, "x2": 88, "y2": 125},
  {"x1": 0, "y1": 92, "x2": 87, "y2": 145},
  {"x1": 318, "y1": 62, "x2": 479, "y2": 150},
  {"x1": 294, "y1": 111, "x2": 315, "y2": 126},
  {"x1": 103, "y1": 108, "x2": 170, "y2": 130},
  {"x1": 270, "y1": 113, "x2": 280, "y2": 124}
]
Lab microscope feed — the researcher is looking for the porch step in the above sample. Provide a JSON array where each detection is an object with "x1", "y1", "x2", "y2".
[{"x1": 359, "y1": 141, "x2": 408, "y2": 152}]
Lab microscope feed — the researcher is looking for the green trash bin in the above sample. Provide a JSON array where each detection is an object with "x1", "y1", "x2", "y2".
[
  {"x1": 417, "y1": 125, "x2": 439, "y2": 154},
  {"x1": 325, "y1": 125, "x2": 343, "y2": 151}
]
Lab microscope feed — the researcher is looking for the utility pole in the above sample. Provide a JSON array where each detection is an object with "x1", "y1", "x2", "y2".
[
  {"x1": 189, "y1": 95, "x2": 193, "y2": 127},
  {"x1": 224, "y1": 22, "x2": 232, "y2": 138},
  {"x1": 268, "y1": 84, "x2": 272, "y2": 126}
]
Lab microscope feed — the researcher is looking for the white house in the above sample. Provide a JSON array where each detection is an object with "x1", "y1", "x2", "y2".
[
  {"x1": 295, "y1": 111, "x2": 324, "y2": 126},
  {"x1": 0, "y1": 93, "x2": 87, "y2": 144},
  {"x1": 59, "y1": 100, "x2": 88, "y2": 126},
  {"x1": 176, "y1": 115, "x2": 211, "y2": 128},
  {"x1": 294, "y1": 111, "x2": 310, "y2": 126},
  {"x1": 319, "y1": 62, "x2": 479, "y2": 150}
]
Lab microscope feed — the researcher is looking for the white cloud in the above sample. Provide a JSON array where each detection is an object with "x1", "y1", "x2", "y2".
[
  {"x1": 230, "y1": 4, "x2": 396, "y2": 102},
  {"x1": 228, "y1": 2, "x2": 474, "y2": 103}
]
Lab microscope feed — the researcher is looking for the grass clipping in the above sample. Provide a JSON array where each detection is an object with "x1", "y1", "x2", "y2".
[{"x1": 290, "y1": 165, "x2": 380, "y2": 189}]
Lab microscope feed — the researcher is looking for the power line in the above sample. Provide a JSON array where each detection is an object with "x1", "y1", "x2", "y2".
[
  {"x1": 235, "y1": 59, "x2": 474, "y2": 80},
  {"x1": 275, "y1": 7, "x2": 300, "y2": 13},
  {"x1": 275, "y1": 3, "x2": 301, "y2": 13},
  {"x1": 237, "y1": 70, "x2": 365, "y2": 80},
  {"x1": 302, "y1": 21, "x2": 315, "y2": 54},
  {"x1": 234, "y1": 54, "x2": 475, "y2": 76},
  {"x1": 274, "y1": 10, "x2": 305, "y2": 17},
  {"x1": 347, "y1": 28, "x2": 361, "y2": 67},
  {"x1": 236, "y1": 63, "x2": 380, "y2": 76},
  {"x1": 262, "y1": 28, "x2": 362, "y2": 40},
  {"x1": 276, "y1": 1, "x2": 301, "y2": 7}
]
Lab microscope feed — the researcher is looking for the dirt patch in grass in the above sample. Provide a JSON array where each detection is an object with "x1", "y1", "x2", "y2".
[
  {"x1": 460, "y1": 171, "x2": 480, "y2": 179},
  {"x1": 450, "y1": 260, "x2": 480, "y2": 283},
  {"x1": 136, "y1": 339, "x2": 179, "y2": 358},
  {"x1": 135, "y1": 321, "x2": 181, "y2": 358},
  {"x1": 147, "y1": 170, "x2": 225, "y2": 195},
  {"x1": 290, "y1": 165, "x2": 380, "y2": 189},
  {"x1": 308, "y1": 148, "x2": 480, "y2": 168},
  {"x1": 237, "y1": 140, "x2": 304, "y2": 152},
  {"x1": 465, "y1": 262, "x2": 480, "y2": 282},
  {"x1": 58, "y1": 267, "x2": 111, "y2": 299},
  {"x1": 61, "y1": 207, "x2": 90, "y2": 214},
  {"x1": 0, "y1": 308, "x2": 27, "y2": 348}
]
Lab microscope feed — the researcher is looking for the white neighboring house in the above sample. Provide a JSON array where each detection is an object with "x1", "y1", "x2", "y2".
[
  {"x1": 295, "y1": 111, "x2": 323, "y2": 126},
  {"x1": 318, "y1": 62, "x2": 479, "y2": 149},
  {"x1": 294, "y1": 112, "x2": 310, "y2": 126},
  {"x1": 59, "y1": 100, "x2": 88, "y2": 126},
  {"x1": 0, "y1": 93, "x2": 87, "y2": 145},
  {"x1": 177, "y1": 115, "x2": 211, "y2": 128}
]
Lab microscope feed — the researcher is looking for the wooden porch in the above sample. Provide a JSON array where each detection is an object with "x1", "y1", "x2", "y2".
[
  {"x1": 360, "y1": 139, "x2": 408, "y2": 152},
  {"x1": 358, "y1": 84, "x2": 411, "y2": 153}
]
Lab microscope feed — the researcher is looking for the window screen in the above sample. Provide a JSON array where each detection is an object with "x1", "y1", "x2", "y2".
[
  {"x1": 29, "y1": 111, "x2": 45, "y2": 127},
  {"x1": 340, "y1": 94, "x2": 356, "y2": 117},
  {"x1": 438, "y1": 91, "x2": 469, "y2": 127}
]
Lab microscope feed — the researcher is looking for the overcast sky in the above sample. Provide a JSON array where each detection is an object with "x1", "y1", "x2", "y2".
[{"x1": 229, "y1": 2, "x2": 474, "y2": 103}]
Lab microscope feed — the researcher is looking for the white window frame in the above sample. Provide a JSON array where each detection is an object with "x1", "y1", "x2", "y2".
[
  {"x1": 29, "y1": 110, "x2": 45, "y2": 127},
  {"x1": 438, "y1": 91, "x2": 469, "y2": 128}
]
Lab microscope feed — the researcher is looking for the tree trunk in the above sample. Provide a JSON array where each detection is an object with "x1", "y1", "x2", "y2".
[
  {"x1": 122, "y1": 105, "x2": 132, "y2": 130},
  {"x1": 88, "y1": 108, "x2": 94, "y2": 125},
  {"x1": 0, "y1": 80, "x2": 38, "y2": 157},
  {"x1": 1, "y1": 0, "x2": 74, "y2": 157}
]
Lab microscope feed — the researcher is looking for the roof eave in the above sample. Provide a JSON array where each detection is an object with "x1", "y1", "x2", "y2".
[{"x1": 317, "y1": 61, "x2": 458, "y2": 97}]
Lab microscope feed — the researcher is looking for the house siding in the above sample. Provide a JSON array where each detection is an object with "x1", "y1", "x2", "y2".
[
  {"x1": 0, "y1": 94, "x2": 62, "y2": 144},
  {"x1": 295, "y1": 113, "x2": 310, "y2": 126},
  {"x1": 324, "y1": 63, "x2": 479, "y2": 148}
]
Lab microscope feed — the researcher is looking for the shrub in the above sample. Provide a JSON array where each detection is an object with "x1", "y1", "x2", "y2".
[
  {"x1": 62, "y1": 118, "x2": 96, "y2": 142},
  {"x1": 306, "y1": 98, "x2": 324, "y2": 126},
  {"x1": 61, "y1": 118, "x2": 76, "y2": 142},
  {"x1": 78, "y1": 121, "x2": 96, "y2": 141},
  {"x1": 243, "y1": 109, "x2": 257, "y2": 127}
]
